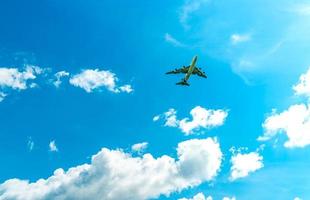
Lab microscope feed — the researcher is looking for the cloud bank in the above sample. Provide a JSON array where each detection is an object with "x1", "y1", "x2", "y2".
[{"x1": 0, "y1": 138, "x2": 222, "y2": 200}]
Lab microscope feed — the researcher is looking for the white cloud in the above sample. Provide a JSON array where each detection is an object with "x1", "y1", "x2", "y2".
[
  {"x1": 0, "y1": 66, "x2": 43, "y2": 102},
  {"x1": 230, "y1": 34, "x2": 251, "y2": 45},
  {"x1": 69, "y1": 69, "x2": 132, "y2": 93},
  {"x1": 294, "y1": 197, "x2": 302, "y2": 200},
  {"x1": 165, "y1": 33, "x2": 185, "y2": 47},
  {"x1": 179, "y1": 193, "x2": 213, "y2": 200},
  {"x1": 156, "y1": 106, "x2": 228, "y2": 135},
  {"x1": 69, "y1": 69, "x2": 118, "y2": 93},
  {"x1": 27, "y1": 137, "x2": 34, "y2": 152},
  {"x1": 164, "y1": 108, "x2": 179, "y2": 127},
  {"x1": 153, "y1": 115, "x2": 160, "y2": 121},
  {"x1": 49, "y1": 140, "x2": 58, "y2": 152},
  {"x1": 0, "y1": 138, "x2": 222, "y2": 200},
  {"x1": 293, "y1": 67, "x2": 310, "y2": 97},
  {"x1": 179, "y1": 106, "x2": 228, "y2": 135},
  {"x1": 0, "y1": 65, "x2": 42, "y2": 90},
  {"x1": 0, "y1": 92, "x2": 7, "y2": 102},
  {"x1": 229, "y1": 151, "x2": 263, "y2": 181},
  {"x1": 53, "y1": 71, "x2": 70, "y2": 88},
  {"x1": 179, "y1": 193, "x2": 236, "y2": 200},
  {"x1": 180, "y1": 0, "x2": 209, "y2": 28},
  {"x1": 257, "y1": 67, "x2": 310, "y2": 148},
  {"x1": 119, "y1": 84, "x2": 133, "y2": 93},
  {"x1": 131, "y1": 142, "x2": 148, "y2": 154},
  {"x1": 259, "y1": 104, "x2": 310, "y2": 148},
  {"x1": 223, "y1": 197, "x2": 236, "y2": 200}
]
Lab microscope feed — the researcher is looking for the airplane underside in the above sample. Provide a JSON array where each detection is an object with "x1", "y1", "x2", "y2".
[{"x1": 176, "y1": 79, "x2": 190, "y2": 86}]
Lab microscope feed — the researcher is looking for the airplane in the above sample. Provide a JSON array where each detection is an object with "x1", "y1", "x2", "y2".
[{"x1": 166, "y1": 55, "x2": 207, "y2": 86}]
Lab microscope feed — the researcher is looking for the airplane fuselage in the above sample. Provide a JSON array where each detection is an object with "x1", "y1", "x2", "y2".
[{"x1": 184, "y1": 55, "x2": 198, "y2": 81}]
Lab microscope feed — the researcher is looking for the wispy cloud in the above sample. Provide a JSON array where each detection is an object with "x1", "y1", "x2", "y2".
[
  {"x1": 131, "y1": 142, "x2": 148, "y2": 154},
  {"x1": 49, "y1": 140, "x2": 58, "y2": 152},
  {"x1": 230, "y1": 33, "x2": 251, "y2": 45},
  {"x1": 164, "y1": 33, "x2": 185, "y2": 47},
  {"x1": 118, "y1": 84, "x2": 133, "y2": 93},
  {"x1": 27, "y1": 137, "x2": 34, "y2": 152},
  {"x1": 0, "y1": 92, "x2": 7, "y2": 102},
  {"x1": 53, "y1": 71, "x2": 70, "y2": 88},
  {"x1": 291, "y1": 4, "x2": 310, "y2": 15},
  {"x1": 179, "y1": 0, "x2": 209, "y2": 28}
]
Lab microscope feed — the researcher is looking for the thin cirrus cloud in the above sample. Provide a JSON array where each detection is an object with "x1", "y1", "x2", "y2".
[
  {"x1": 176, "y1": 1, "x2": 310, "y2": 84},
  {"x1": 27, "y1": 137, "x2": 34, "y2": 152},
  {"x1": 258, "y1": 67, "x2": 310, "y2": 148},
  {"x1": 230, "y1": 33, "x2": 251, "y2": 45},
  {"x1": 0, "y1": 138, "x2": 223, "y2": 200},
  {"x1": 165, "y1": 33, "x2": 186, "y2": 47},
  {"x1": 154, "y1": 106, "x2": 228, "y2": 135},
  {"x1": 229, "y1": 147, "x2": 264, "y2": 181},
  {"x1": 179, "y1": 0, "x2": 209, "y2": 28}
]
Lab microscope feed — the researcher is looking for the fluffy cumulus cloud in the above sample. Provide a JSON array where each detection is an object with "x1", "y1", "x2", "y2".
[
  {"x1": 260, "y1": 104, "x2": 310, "y2": 148},
  {"x1": 179, "y1": 192, "x2": 213, "y2": 200},
  {"x1": 293, "y1": 67, "x2": 310, "y2": 97},
  {"x1": 0, "y1": 66, "x2": 42, "y2": 90},
  {"x1": 259, "y1": 68, "x2": 310, "y2": 148},
  {"x1": 131, "y1": 142, "x2": 148, "y2": 154},
  {"x1": 155, "y1": 106, "x2": 228, "y2": 135},
  {"x1": 0, "y1": 138, "x2": 222, "y2": 200},
  {"x1": 179, "y1": 193, "x2": 236, "y2": 200},
  {"x1": 0, "y1": 66, "x2": 42, "y2": 101},
  {"x1": 164, "y1": 108, "x2": 179, "y2": 127},
  {"x1": 229, "y1": 149, "x2": 263, "y2": 181},
  {"x1": 53, "y1": 71, "x2": 70, "y2": 88},
  {"x1": 69, "y1": 69, "x2": 133, "y2": 93},
  {"x1": 118, "y1": 84, "x2": 133, "y2": 93}
]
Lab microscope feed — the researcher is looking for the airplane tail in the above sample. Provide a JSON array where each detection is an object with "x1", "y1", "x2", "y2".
[{"x1": 176, "y1": 79, "x2": 190, "y2": 86}]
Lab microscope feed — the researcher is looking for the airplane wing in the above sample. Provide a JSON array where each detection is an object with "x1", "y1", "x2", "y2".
[
  {"x1": 192, "y1": 67, "x2": 207, "y2": 78},
  {"x1": 166, "y1": 66, "x2": 189, "y2": 74}
]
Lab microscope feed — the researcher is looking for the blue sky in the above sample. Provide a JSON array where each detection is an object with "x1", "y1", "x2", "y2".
[{"x1": 1, "y1": 0, "x2": 310, "y2": 199}]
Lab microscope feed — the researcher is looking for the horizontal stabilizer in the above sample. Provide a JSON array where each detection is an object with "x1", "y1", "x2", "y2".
[{"x1": 176, "y1": 79, "x2": 190, "y2": 86}]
